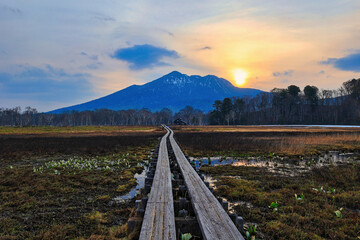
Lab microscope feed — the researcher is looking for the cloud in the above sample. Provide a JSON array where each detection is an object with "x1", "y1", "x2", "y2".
[
  {"x1": 0, "y1": 5, "x2": 22, "y2": 14},
  {"x1": 80, "y1": 52, "x2": 102, "y2": 69},
  {"x1": 0, "y1": 65, "x2": 94, "y2": 102},
  {"x1": 93, "y1": 14, "x2": 116, "y2": 22},
  {"x1": 80, "y1": 52, "x2": 98, "y2": 61},
  {"x1": 320, "y1": 58, "x2": 337, "y2": 65},
  {"x1": 320, "y1": 52, "x2": 360, "y2": 72},
  {"x1": 273, "y1": 70, "x2": 294, "y2": 77},
  {"x1": 201, "y1": 46, "x2": 212, "y2": 50},
  {"x1": 155, "y1": 28, "x2": 174, "y2": 36},
  {"x1": 86, "y1": 62, "x2": 103, "y2": 70},
  {"x1": 111, "y1": 44, "x2": 179, "y2": 70}
]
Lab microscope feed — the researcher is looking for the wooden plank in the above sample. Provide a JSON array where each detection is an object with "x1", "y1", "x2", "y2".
[
  {"x1": 166, "y1": 126, "x2": 245, "y2": 240},
  {"x1": 139, "y1": 126, "x2": 176, "y2": 240}
]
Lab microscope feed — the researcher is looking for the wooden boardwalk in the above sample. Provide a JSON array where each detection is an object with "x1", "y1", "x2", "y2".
[
  {"x1": 139, "y1": 126, "x2": 176, "y2": 240},
  {"x1": 166, "y1": 126, "x2": 245, "y2": 240}
]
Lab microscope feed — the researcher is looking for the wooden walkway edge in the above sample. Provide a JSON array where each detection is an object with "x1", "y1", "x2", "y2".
[
  {"x1": 166, "y1": 126, "x2": 245, "y2": 240},
  {"x1": 139, "y1": 126, "x2": 176, "y2": 240}
]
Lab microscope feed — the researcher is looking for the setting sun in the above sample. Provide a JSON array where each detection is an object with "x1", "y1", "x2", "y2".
[{"x1": 233, "y1": 68, "x2": 248, "y2": 86}]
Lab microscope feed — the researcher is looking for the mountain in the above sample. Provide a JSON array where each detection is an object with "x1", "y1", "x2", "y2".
[{"x1": 50, "y1": 71, "x2": 263, "y2": 113}]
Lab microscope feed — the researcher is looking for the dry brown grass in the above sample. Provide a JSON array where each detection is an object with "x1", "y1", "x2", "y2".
[
  {"x1": 202, "y1": 164, "x2": 360, "y2": 240},
  {"x1": 173, "y1": 126, "x2": 360, "y2": 156},
  {"x1": 172, "y1": 125, "x2": 360, "y2": 133},
  {"x1": 250, "y1": 133, "x2": 360, "y2": 155},
  {"x1": 0, "y1": 125, "x2": 163, "y2": 136},
  {"x1": 0, "y1": 132, "x2": 157, "y2": 239}
]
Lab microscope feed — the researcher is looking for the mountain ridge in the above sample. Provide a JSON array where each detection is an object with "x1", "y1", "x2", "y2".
[{"x1": 50, "y1": 71, "x2": 263, "y2": 113}]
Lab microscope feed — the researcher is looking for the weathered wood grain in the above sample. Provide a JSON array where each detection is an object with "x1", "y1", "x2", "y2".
[
  {"x1": 139, "y1": 126, "x2": 176, "y2": 240},
  {"x1": 166, "y1": 126, "x2": 245, "y2": 240}
]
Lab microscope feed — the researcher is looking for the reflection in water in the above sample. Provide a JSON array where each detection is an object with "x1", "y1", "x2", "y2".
[
  {"x1": 112, "y1": 152, "x2": 357, "y2": 203},
  {"x1": 114, "y1": 166, "x2": 148, "y2": 202},
  {"x1": 191, "y1": 152, "x2": 358, "y2": 177},
  {"x1": 204, "y1": 175, "x2": 217, "y2": 188},
  {"x1": 204, "y1": 174, "x2": 255, "y2": 214},
  {"x1": 199, "y1": 152, "x2": 358, "y2": 216}
]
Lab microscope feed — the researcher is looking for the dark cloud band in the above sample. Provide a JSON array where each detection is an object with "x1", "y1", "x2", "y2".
[
  {"x1": 111, "y1": 44, "x2": 179, "y2": 70},
  {"x1": 273, "y1": 70, "x2": 294, "y2": 77},
  {"x1": 320, "y1": 52, "x2": 360, "y2": 72},
  {"x1": 0, "y1": 65, "x2": 94, "y2": 102}
]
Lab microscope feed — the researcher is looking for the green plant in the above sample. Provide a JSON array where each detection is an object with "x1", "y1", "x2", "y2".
[
  {"x1": 181, "y1": 233, "x2": 192, "y2": 240},
  {"x1": 312, "y1": 186, "x2": 325, "y2": 193},
  {"x1": 32, "y1": 154, "x2": 140, "y2": 175},
  {"x1": 269, "y1": 201, "x2": 279, "y2": 211},
  {"x1": 294, "y1": 193, "x2": 304, "y2": 201},
  {"x1": 335, "y1": 208, "x2": 343, "y2": 218},
  {"x1": 312, "y1": 186, "x2": 336, "y2": 194},
  {"x1": 246, "y1": 224, "x2": 257, "y2": 240}
]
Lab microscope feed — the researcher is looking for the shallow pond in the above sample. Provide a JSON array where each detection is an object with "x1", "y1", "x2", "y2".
[
  {"x1": 114, "y1": 166, "x2": 148, "y2": 202},
  {"x1": 191, "y1": 152, "x2": 359, "y2": 176}
]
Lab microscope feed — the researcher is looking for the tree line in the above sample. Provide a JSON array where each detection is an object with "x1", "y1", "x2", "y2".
[
  {"x1": 1, "y1": 78, "x2": 359, "y2": 126},
  {"x1": 209, "y1": 78, "x2": 360, "y2": 125},
  {"x1": 0, "y1": 106, "x2": 207, "y2": 126}
]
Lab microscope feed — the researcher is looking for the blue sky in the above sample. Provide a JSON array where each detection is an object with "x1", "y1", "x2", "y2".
[{"x1": 1, "y1": 0, "x2": 360, "y2": 111}]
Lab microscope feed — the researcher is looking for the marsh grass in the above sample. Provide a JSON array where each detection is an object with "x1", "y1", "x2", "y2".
[
  {"x1": 0, "y1": 165, "x2": 137, "y2": 239},
  {"x1": 201, "y1": 164, "x2": 360, "y2": 239},
  {"x1": 0, "y1": 133, "x2": 161, "y2": 167},
  {"x1": 175, "y1": 131, "x2": 360, "y2": 157},
  {"x1": 0, "y1": 125, "x2": 161, "y2": 135},
  {"x1": 172, "y1": 125, "x2": 360, "y2": 133},
  {"x1": 0, "y1": 132, "x2": 159, "y2": 239},
  {"x1": 181, "y1": 126, "x2": 360, "y2": 239}
]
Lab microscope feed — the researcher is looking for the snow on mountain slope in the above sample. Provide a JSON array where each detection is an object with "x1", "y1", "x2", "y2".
[{"x1": 50, "y1": 71, "x2": 263, "y2": 113}]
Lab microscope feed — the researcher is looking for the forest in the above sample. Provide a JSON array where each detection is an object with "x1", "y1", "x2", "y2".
[
  {"x1": 0, "y1": 78, "x2": 359, "y2": 126},
  {"x1": 209, "y1": 78, "x2": 360, "y2": 125}
]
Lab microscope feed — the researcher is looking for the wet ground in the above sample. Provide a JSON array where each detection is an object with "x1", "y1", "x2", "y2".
[
  {"x1": 0, "y1": 133, "x2": 159, "y2": 239},
  {"x1": 114, "y1": 165, "x2": 148, "y2": 202},
  {"x1": 190, "y1": 151, "x2": 360, "y2": 176},
  {"x1": 197, "y1": 153, "x2": 360, "y2": 239}
]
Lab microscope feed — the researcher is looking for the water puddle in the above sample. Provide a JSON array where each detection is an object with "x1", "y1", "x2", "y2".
[
  {"x1": 203, "y1": 174, "x2": 254, "y2": 213},
  {"x1": 196, "y1": 151, "x2": 359, "y2": 236},
  {"x1": 192, "y1": 157, "x2": 308, "y2": 176},
  {"x1": 191, "y1": 152, "x2": 359, "y2": 177},
  {"x1": 204, "y1": 175, "x2": 217, "y2": 188},
  {"x1": 228, "y1": 200, "x2": 255, "y2": 214},
  {"x1": 113, "y1": 166, "x2": 148, "y2": 202},
  {"x1": 191, "y1": 157, "x2": 238, "y2": 172}
]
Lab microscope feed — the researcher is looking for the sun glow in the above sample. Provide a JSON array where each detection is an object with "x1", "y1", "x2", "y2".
[{"x1": 233, "y1": 68, "x2": 248, "y2": 86}]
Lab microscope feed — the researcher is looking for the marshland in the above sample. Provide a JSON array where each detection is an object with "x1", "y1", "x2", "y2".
[
  {"x1": 0, "y1": 126, "x2": 162, "y2": 239},
  {"x1": 174, "y1": 126, "x2": 360, "y2": 239},
  {"x1": 1, "y1": 125, "x2": 359, "y2": 239},
  {"x1": 2, "y1": 1, "x2": 360, "y2": 239}
]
